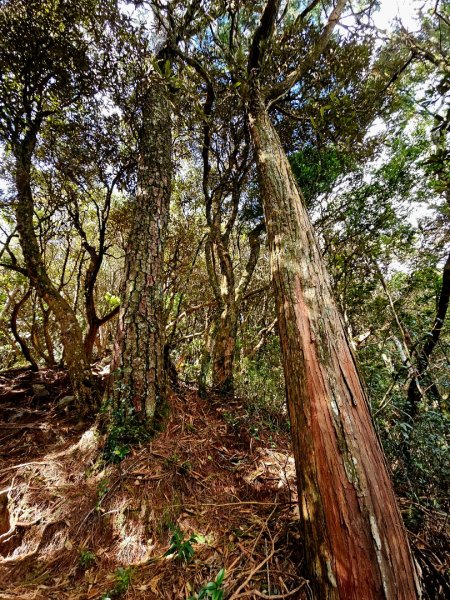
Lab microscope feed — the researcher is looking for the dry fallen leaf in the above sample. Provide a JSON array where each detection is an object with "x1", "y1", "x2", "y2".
[{"x1": 149, "y1": 574, "x2": 163, "y2": 594}]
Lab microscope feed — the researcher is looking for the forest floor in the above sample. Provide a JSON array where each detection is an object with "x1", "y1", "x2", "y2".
[
  {"x1": 0, "y1": 368, "x2": 448, "y2": 599},
  {"x1": 0, "y1": 368, "x2": 305, "y2": 599}
]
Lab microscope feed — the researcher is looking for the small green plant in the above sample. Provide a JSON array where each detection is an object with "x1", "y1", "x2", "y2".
[
  {"x1": 189, "y1": 569, "x2": 226, "y2": 600},
  {"x1": 95, "y1": 477, "x2": 110, "y2": 511},
  {"x1": 165, "y1": 452, "x2": 181, "y2": 467},
  {"x1": 102, "y1": 388, "x2": 151, "y2": 464},
  {"x1": 163, "y1": 454, "x2": 192, "y2": 475},
  {"x1": 249, "y1": 424, "x2": 260, "y2": 439},
  {"x1": 101, "y1": 567, "x2": 133, "y2": 599},
  {"x1": 78, "y1": 548, "x2": 96, "y2": 569},
  {"x1": 222, "y1": 411, "x2": 240, "y2": 429},
  {"x1": 178, "y1": 460, "x2": 192, "y2": 475},
  {"x1": 164, "y1": 525, "x2": 204, "y2": 563}
]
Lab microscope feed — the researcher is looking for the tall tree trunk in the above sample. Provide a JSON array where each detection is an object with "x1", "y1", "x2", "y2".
[
  {"x1": 247, "y1": 103, "x2": 419, "y2": 599},
  {"x1": 210, "y1": 223, "x2": 264, "y2": 395},
  {"x1": 110, "y1": 75, "x2": 172, "y2": 425},
  {"x1": 14, "y1": 142, "x2": 97, "y2": 411}
]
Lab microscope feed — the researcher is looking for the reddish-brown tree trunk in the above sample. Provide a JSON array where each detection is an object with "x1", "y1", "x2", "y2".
[
  {"x1": 248, "y1": 104, "x2": 419, "y2": 599},
  {"x1": 110, "y1": 75, "x2": 172, "y2": 425}
]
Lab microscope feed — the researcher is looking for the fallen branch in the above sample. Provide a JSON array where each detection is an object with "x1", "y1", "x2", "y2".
[
  {"x1": 232, "y1": 583, "x2": 307, "y2": 599},
  {"x1": 229, "y1": 534, "x2": 280, "y2": 600}
]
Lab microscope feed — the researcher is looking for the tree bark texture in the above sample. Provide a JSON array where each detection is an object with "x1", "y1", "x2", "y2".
[
  {"x1": 248, "y1": 104, "x2": 419, "y2": 599},
  {"x1": 111, "y1": 75, "x2": 172, "y2": 424},
  {"x1": 14, "y1": 143, "x2": 96, "y2": 411}
]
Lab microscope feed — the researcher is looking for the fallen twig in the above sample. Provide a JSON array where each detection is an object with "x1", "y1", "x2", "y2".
[{"x1": 232, "y1": 583, "x2": 307, "y2": 599}]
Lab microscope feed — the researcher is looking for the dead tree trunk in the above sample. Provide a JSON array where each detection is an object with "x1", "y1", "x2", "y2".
[
  {"x1": 247, "y1": 103, "x2": 419, "y2": 599},
  {"x1": 110, "y1": 74, "x2": 172, "y2": 426}
]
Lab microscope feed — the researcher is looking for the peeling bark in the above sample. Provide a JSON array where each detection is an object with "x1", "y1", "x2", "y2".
[{"x1": 247, "y1": 103, "x2": 419, "y2": 599}]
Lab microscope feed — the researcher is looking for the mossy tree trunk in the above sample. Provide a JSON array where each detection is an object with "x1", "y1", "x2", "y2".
[
  {"x1": 210, "y1": 221, "x2": 264, "y2": 394},
  {"x1": 110, "y1": 74, "x2": 172, "y2": 426},
  {"x1": 211, "y1": 299, "x2": 238, "y2": 394}
]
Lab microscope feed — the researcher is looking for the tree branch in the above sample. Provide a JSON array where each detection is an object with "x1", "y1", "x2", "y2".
[
  {"x1": 266, "y1": 0, "x2": 348, "y2": 105},
  {"x1": 247, "y1": 0, "x2": 282, "y2": 75}
]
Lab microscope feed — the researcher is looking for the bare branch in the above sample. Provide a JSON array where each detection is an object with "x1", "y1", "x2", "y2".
[
  {"x1": 267, "y1": 0, "x2": 348, "y2": 105},
  {"x1": 0, "y1": 226, "x2": 17, "y2": 262}
]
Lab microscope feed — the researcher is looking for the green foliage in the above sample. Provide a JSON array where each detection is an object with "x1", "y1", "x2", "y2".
[
  {"x1": 0, "y1": 3, "x2": 448, "y2": 592},
  {"x1": 357, "y1": 262, "x2": 449, "y2": 504},
  {"x1": 289, "y1": 146, "x2": 352, "y2": 206},
  {"x1": 235, "y1": 334, "x2": 285, "y2": 411},
  {"x1": 189, "y1": 569, "x2": 226, "y2": 600},
  {"x1": 164, "y1": 525, "x2": 204, "y2": 563},
  {"x1": 101, "y1": 567, "x2": 134, "y2": 600},
  {"x1": 104, "y1": 293, "x2": 121, "y2": 309},
  {"x1": 390, "y1": 409, "x2": 450, "y2": 504},
  {"x1": 78, "y1": 549, "x2": 96, "y2": 569},
  {"x1": 101, "y1": 384, "x2": 151, "y2": 464}
]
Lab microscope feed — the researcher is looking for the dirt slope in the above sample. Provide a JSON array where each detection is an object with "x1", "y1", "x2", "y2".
[{"x1": 0, "y1": 369, "x2": 306, "y2": 599}]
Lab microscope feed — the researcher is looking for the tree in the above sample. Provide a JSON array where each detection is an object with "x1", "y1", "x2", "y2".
[
  {"x1": 196, "y1": 87, "x2": 264, "y2": 395},
  {"x1": 400, "y1": 4, "x2": 450, "y2": 425},
  {"x1": 190, "y1": 1, "x2": 420, "y2": 596},
  {"x1": 108, "y1": 68, "x2": 172, "y2": 427},
  {"x1": 0, "y1": 0, "x2": 120, "y2": 410},
  {"x1": 44, "y1": 108, "x2": 132, "y2": 362}
]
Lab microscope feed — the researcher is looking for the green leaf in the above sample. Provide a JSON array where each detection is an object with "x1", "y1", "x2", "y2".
[
  {"x1": 205, "y1": 582, "x2": 217, "y2": 591},
  {"x1": 216, "y1": 569, "x2": 225, "y2": 585}
]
